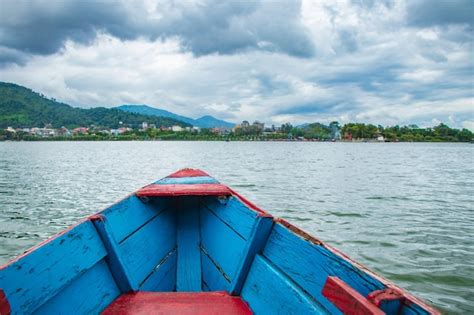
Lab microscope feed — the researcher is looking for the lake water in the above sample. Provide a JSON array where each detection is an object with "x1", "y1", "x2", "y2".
[{"x1": 0, "y1": 141, "x2": 472, "y2": 313}]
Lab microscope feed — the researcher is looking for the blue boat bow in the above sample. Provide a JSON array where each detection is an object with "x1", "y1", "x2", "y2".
[{"x1": 0, "y1": 168, "x2": 439, "y2": 314}]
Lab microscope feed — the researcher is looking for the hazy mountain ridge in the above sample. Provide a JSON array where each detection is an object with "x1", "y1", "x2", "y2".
[
  {"x1": 116, "y1": 104, "x2": 235, "y2": 128},
  {"x1": 0, "y1": 82, "x2": 191, "y2": 129}
]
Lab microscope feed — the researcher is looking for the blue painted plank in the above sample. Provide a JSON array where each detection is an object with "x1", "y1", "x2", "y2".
[
  {"x1": 155, "y1": 176, "x2": 218, "y2": 185},
  {"x1": 176, "y1": 198, "x2": 201, "y2": 291},
  {"x1": 92, "y1": 217, "x2": 134, "y2": 292},
  {"x1": 200, "y1": 206, "x2": 247, "y2": 281},
  {"x1": 0, "y1": 221, "x2": 106, "y2": 314},
  {"x1": 34, "y1": 259, "x2": 120, "y2": 315},
  {"x1": 200, "y1": 248, "x2": 231, "y2": 292},
  {"x1": 119, "y1": 208, "x2": 176, "y2": 288},
  {"x1": 262, "y1": 223, "x2": 385, "y2": 313},
  {"x1": 230, "y1": 216, "x2": 273, "y2": 295},
  {"x1": 202, "y1": 196, "x2": 258, "y2": 240},
  {"x1": 139, "y1": 249, "x2": 177, "y2": 292},
  {"x1": 241, "y1": 255, "x2": 329, "y2": 315},
  {"x1": 100, "y1": 195, "x2": 172, "y2": 243}
]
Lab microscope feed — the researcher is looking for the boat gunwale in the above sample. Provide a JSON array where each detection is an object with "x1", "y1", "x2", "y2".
[{"x1": 0, "y1": 168, "x2": 440, "y2": 314}]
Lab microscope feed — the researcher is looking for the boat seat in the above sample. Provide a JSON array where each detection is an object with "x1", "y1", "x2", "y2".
[{"x1": 102, "y1": 291, "x2": 252, "y2": 315}]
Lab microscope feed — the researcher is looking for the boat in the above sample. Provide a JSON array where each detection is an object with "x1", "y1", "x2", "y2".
[{"x1": 0, "y1": 168, "x2": 439, "y2": 314}]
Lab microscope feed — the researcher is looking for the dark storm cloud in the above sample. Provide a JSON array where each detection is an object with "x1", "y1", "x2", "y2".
[
  {"x1": 406, "y1": 0, "x2": 473, "y2": 27},
  {"x1": 0, "y1": 0, "x2": 315, "y2": 61},
  {"x1": 0, "y1": 1, "x2": 133, "y2": 55}
]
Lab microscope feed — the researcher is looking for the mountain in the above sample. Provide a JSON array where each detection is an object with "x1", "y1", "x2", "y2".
[
  {"x1": 0, "y1": 82, "x2": 191, "y2": 129},
  {"x1": 116, "y1": 105, "x2": 195, "y2": 125},
  {"x1": 116, "y1": 104, "x2": 235, "y2": 129}
]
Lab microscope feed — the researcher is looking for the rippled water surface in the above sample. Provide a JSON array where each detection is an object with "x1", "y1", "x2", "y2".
[{"x1": 0, "y1": 141, "x2": 472, "y2": 313}]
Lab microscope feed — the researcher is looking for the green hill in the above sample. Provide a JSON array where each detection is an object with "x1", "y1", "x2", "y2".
[{"x1": 0, "y1": 82, "x2": 191, "y2": 129}]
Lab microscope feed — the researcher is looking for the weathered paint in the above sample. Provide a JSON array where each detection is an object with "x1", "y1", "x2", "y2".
[
  {"x1": 34, "y1": 260, "x2": 120, "y2": 315},
  {"x1": 91, "y1": 215, "x2": 134, "y2": 292},
  {"x1": 102, "y1": 291, "x2": 252, "y2": 315},
  {"x1": 98, "y1": 195, "x2": 171, "y2": 243},
  {"x1": 230, "y1": 216, "x2": 274, "y2": 295},
  {"x1": 176, "y1": 197, "x2": 202, "y2": 291},
  {"x1": 241, "y1": 255, "x2": 329, "y2": 314},
  {"x1": 202, "y1": 196, "x2": 260, "y2": 240},
  {"x1": 275, "y1": 218, "x2": 440, "y2": 315},
  {"x1": 136, "y1": 183, "x2": 232, "y2": 197},
  {"x1": 118, "y1": 208, "x2": 176, "y2": 289},
  {"x1": 200, "y1": 247, "x2": 231, "y2": 291},
  {"x1": 139, "y1": 249, "x2": 177, "y2": 292},
  {"x1": 262, "y1": 223, "x2": 385, "y2": 309},
  {"x1": 0, "y1": 168, "x2": 440, "y2": 315},
  {"x1": 227, "y1": 187, "x2": 272, "y2": 217},
  {"x1": 0, "y1": 221, "x2": 108, "y2": 314},
  {"x1": 155, "y1": 176, "x2": 218, "y2": 185},
  {"x1": 368, "y1": 288, "x2": 405, "y2": 306},
  {"x1": 322, "y1": 276, "x2": 384, "y2": 315},
  {"x1": 200, "y1": 205, "x2": 247, "y2": 282},
  {"x1": 167, "y1": 168, "x2": 211, "y2": 178}
]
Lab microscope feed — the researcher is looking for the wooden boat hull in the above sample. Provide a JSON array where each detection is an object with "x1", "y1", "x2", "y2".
[{"x1": 0, "y1": 169, "x2": 439, "y2": 314}]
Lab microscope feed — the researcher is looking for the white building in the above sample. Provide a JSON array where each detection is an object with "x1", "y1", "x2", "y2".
[{"x1": 171, "y1": 126, "x2": 183, "y2": 132}]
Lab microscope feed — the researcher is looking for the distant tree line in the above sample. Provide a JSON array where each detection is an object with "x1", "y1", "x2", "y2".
[
  {"x1": 244, "y1": 122, "x2": 472, "y2": 142},
  {"x1": 0, "y1": 82, "x2": 190, "y2": 129},
  {"x1": 341, "y1": 123, "x2": 472, "y2": 142}
]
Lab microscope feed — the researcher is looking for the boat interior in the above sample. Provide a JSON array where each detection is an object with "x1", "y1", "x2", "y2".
[{"x1": 0, "y1": 171, "x2": 436, "y2": 315}]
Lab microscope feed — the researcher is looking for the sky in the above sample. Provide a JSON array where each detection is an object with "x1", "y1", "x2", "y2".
[{"x1": 0, "y1": 0, "x2": 473, "y2": 129}]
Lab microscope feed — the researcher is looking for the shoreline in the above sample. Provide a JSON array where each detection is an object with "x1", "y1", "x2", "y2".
[{"x1": 1, "y1": 139, "x2": 471, "y2": 143}]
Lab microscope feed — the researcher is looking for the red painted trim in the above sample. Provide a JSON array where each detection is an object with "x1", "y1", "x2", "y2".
[
  {"x1": 227, "y1": 188, "x2": 272, "y2": 218},
  {"x1": 136, "y1": 184, "x2": 232, "y2": 197},
  {"x1": 275, "y1": 219, "x2": 441, "y2": 315},
  {"x1": 167, "y1": 168, "x2": 210, "y2": 178},
  {"x1": 0, "y1": 289, "x2": 11, "y2": 315},
  {"x1": 322, "y1": 276, "x2": 384, "y2": 315},
  {"x1": 88, "y1": 214, "x2": 105, "y2": 222},
  {"x1": 102, "y1": 291, "x2": 252, "y2": 315},
  {"x1": 276, "y1": 218, "x2": 323, "y2": 245},
  {"x1": 368, "y1": 288, "x2": 405, "y2": 307}
]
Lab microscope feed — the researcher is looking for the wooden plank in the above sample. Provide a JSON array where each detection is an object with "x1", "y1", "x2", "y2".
[
  {"x1": 119, "y1": 208, "x2": 176, "y2": 288},
  {"x1": 230, "y1": 216, "x2": 273, "y2": 295},
  {"x1": 322, "y1": 276, "x2": 384, "y2": 315},
  {"x1": 136, "y1": 184, "x2": 231, "y2": 197},
  {"x1": 176, "y1": 198, "x2": 201, "y2": 291},
  {"x1": 34, "y1": 259, "x2": 120, "y2": 315},
  {"x1": 241, "y1": 255, "x2": 328, "y2": 314},
  {"x1": 200, "y1": 248, "x2": 230, "y2": 291},
  {"x1": 140, "y1": 249, "x2": 177, "y2": 292},
  {"x1": 202, "y1": 196, "x2": 258, "y2": 240},
  {"x1": 200, "y1": 206, "x2": 247, "y2": 281},
  {"x1": 155, "y1": 176, "x2": 218, "y2": 185},
  {"x1": 262, "y1": 223, "x2": 385, "y2": 313},
  {"x1": 0, "y1": 221, "x2": 106, "y2": 314},
  {"x1": 92, "y1": 216, "x2": 134, "y2": 292},
  {"x1": 100, "y1": 195, "x2": 171, "y2": 243},
  {"x1": 102, "y1": 291, "x2": 252, "y2": 315}
]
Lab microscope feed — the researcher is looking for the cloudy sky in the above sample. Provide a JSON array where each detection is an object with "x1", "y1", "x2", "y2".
[{"x1": 0, "y1": 0, "x2": 472, "y2": 128}]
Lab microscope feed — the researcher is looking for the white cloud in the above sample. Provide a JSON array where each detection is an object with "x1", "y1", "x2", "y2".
[{"x1": 0, "y1": 0, "x2": 472, "y2": 128}]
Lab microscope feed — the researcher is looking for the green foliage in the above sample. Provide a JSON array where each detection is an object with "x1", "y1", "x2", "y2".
[
  {"x1": 341, "y1": 122, "x2": 472, "y2": 142},
  {"x1": 0, "y1": 82, "x2": 191, "y2": 129}
]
